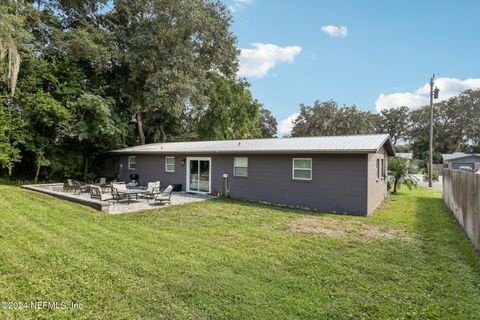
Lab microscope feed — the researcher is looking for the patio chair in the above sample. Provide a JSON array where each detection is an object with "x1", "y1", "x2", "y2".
[
  {"x1": 143, "y1": 181, "x2": 161, "y2": 201},
  {"x1": 97, "y1": 177, "x2": 107, "y2": 186},
  {"x1": 65, "y1": 179, "x2": 77, "y2": 193},
  {"x1": 96, "y1": 177, "x2": 109, "y2": 192},
  {"x1": 111, "y1": 182, "x2": 128, "y2": 203},
  {"x1": 153, "y1": 185, "x2": 173, "y2": 205},
  {"x1": 89, "y1": 185, "x2": 113, "y2": 201},
  {"x1": 72, "y1": 180, "x2": 89, "y2": 195}
]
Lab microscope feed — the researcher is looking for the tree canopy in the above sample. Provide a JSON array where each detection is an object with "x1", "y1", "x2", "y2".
[
  {"x1": 289, "y1": 92, "x2": 480, "y2": 162},
  {"x1": 0, "y1": 0, "x2": 277, "y2": 181},
  {"x1": 290, "y1": 100, "x2": 378, "y2": 137},
  {"x1": 2, "y1": 0, "x2": 478, "y2": 182}
]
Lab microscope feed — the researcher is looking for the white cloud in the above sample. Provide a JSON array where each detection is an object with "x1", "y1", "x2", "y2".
[
  {"x1": 375, "y1": 93, "x2": 428, "y2": 112},
  {"x1": 321, "y1": 25, "x2": 348, "y2": 37},
  {"x1": 278, "y1": 113, "x2": 299, "y2": 137},
  {"x1": 375, "y1": 77, "x2": 480, "y2": 112},
  {"x1": 238, "y1": 43, "x2": 302, "y2": 78},
  {"x1": 229, "y1": 0, "x2": 253, "y2": 12}
]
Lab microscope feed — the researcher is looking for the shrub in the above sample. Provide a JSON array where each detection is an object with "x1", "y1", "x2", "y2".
[{"x1": 423, "y1": 167, "x2": 440, "y2": 181}]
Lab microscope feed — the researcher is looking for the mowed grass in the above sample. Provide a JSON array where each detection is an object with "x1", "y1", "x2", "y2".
[{"x1": 0, "y1": 186, "x2": 479, "y2": 319}]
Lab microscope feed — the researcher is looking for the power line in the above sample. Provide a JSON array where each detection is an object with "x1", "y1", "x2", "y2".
[
  {"x1": 403, "y1": 107, "x2": 430, "y2": 138},
  {"x1": 439, "y1": 103, "x2": 480, "y2": 134}
]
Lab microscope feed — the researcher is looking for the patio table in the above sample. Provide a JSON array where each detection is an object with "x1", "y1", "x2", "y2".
[{"x1": 116, "y1": 189, "x2": 148, "y2": 204}]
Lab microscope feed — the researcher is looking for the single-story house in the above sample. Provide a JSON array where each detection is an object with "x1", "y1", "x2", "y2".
[
  {"x1": 396, "y1": 152, "x2": 413, "y2": 160},
  {"x1": 110, "y1": 134, "x2": 395, "y2": 216},
  {"x1": 397, "y1": 152, "x2": 413, "y2": 168},
  {"x1": 442, "y1": 153, "x2": 480, "y2": 171}
]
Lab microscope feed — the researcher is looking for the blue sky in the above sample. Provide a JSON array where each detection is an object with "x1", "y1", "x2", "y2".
[{"x1": 225, "y1": 0, "x2": 480, "y2": 135}]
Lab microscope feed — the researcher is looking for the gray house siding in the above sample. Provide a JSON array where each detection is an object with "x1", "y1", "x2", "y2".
[
  {"x1": 118, "y1": 153, "x2": 370, "y2": 215},
  {"x1": 446, "y1": 155, "x2": 480, "y2": 171},
  {"x1": 367, "y1": 146, "x2": 388, "y2": 215},
  {"x1": 119, "y1": 155, "x2": 186, "y2": 187}
]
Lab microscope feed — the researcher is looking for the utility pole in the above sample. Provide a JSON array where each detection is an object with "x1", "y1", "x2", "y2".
[
  {"x1": 428, "y1": 74, "x2": 440, "y2": 188},
  {"x1": 429, "y1": 74, "x2": 434, "y2": 187}
]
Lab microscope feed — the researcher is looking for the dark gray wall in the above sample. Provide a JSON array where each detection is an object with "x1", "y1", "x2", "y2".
[
  {"x1": 216, "y1": 154, "x2": 368, "y2": 215},
  {"x1": 447, "y1": 156, "x2": 480, "y2": 170},
  {"x1": 119, "y1": 155, "x2": 186, "y2": 187},
  {"x1": 119, "y1": 153, "x2": 369, "y2": 215}
]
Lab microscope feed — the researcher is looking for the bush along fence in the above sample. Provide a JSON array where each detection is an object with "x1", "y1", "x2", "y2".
[{"x1": 443, "y1": 169, "x2": 480, "y2": 251}]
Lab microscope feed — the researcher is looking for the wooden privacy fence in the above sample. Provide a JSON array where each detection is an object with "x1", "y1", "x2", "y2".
[{"x1": 443, "y1": 169, "x2": 480, "y2": 251}]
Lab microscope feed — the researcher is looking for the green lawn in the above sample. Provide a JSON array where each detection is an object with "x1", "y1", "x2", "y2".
[{"x1": 1, "y1": 186, "x2": 479, "y2": 319}]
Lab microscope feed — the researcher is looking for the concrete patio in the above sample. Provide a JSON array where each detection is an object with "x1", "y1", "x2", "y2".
[{"x1": 22, "y1": 183, "x2": 213, "y2": 214}]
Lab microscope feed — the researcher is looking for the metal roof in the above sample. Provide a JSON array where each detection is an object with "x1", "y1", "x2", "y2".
[
  {"x1": 442, "y1": 153, "x2": 480, "y2": 162},
  {"x1": 111, "y1": 134, "x2": 395, "y2": 156},
  {"x1": 396, "y1": 152, "x2": 413, "y2": 160}
]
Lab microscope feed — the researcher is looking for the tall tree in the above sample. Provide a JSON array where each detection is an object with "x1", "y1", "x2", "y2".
[
  {"x1": 378, "y1": 106, "x2": 410, "y2": 145},
  {"x1": 257, "y1": 107, "x2": 278, "y2": 138},
  {"x1": 0, "y1": 0, "x2": 31, "y2": 96},
  {"x1": 0, "y1": 105, "x2": 24, "y2": 175},
  {"x1": 110, "y1": 0, "x2": 239, "y2": 144},
  {"x1": 73, "y1": 93, "x2": 125, "y2": 179},
  {"x1": 196, "y1": 72, "x2": 260, "y2": 140},
  {"x1": 408, "y1": 89, "x2": 480, "y2": 160},
  {"x1": 20, "y1": 90, "x2": 71, "y2": 182},
  {"x1": 291, "y1": 100, "x2": 379, "y2": 137}
]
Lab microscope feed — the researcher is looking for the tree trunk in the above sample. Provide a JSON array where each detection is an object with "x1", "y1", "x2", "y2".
[
  {"x1": 136, "y1": 111, "x2": 146, "y2": 145},
  {"x1": 34, "y1": 163, "x2": 41, "y2": 183},
  {"x1": 83, "y1": 156, "x2": 89, "y2": 181},
  {"x1": 393, "y1": 177, "x2": 398, "y2": 194}
]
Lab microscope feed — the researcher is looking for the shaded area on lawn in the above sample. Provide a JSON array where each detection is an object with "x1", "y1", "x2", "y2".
[{"x1": 0, "y1": 186, "x2": 479, "y2": 319}]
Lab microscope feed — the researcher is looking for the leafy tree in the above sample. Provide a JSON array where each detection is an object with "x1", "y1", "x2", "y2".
[
  {"x1": 395, "y1": 144, "x2": 412, "y2": 153},
  {"x1": 73, "y1": 93, "x2": 125, "y2": 179},
  {"x1": 257, "y1": 107, "x2": 278, "y2": 138},
  {"x1": 0, "y1": 0, "x2": 33, "y2": 96},
  {"x1": 0, "y1": 105, "x2": 24, "y2": 175},
  {"x1": 378, "y1": 106, "x2": 409, "y2": 145},
  {"x1": 196, "y1": 73, "x2": 260, "y2": 140},
  {"x1": 109, "y1": 0, "x2": 239, "y2": 144},
  {"x1": 408, "y1": 90, "x2": 480, "y2": 160},
  {"x1": 388, "y1": 157, "x2": 417, "y2": 194},
  {"x1": 291, "y1": 100, "x2": 379, "y2": 137},
  {"x1": 20, "y1": 90, "x2": 71, "y2": 182}
]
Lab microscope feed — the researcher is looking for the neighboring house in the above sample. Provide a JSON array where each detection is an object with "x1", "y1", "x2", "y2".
[
  {"x1": 397, "y1": 152, "x2": 413, "y2": 167},
  {"x1": 442, "y1": 153, "x2": 480, "y2": 171},
  {"x1": 110, "y1": 134, "x2": 395, "y2": 216},
  {"x1": 396, "y1": 153, "x2": 413, "y2": 160}
]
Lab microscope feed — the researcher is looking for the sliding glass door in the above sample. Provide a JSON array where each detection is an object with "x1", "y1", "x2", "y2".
[{"x1": 187, "y1": 158, "x2": 211, "y2": 194}]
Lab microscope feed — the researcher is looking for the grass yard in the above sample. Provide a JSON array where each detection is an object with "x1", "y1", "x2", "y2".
[{"x1": 1, "y1": 186, "x2": 480, "y2": 319}]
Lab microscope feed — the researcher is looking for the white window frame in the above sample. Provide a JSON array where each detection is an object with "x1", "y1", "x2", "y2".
[
  {"x1": 165, "y1": 156, "x2": 175, "y2": 173},
  {"x1": 233, "y1": 157, "x2": 248, "y2": 177},
  {"x1": 186, "y1": 157, "x2": 211, "y2": 194},
  {"x1": 128, "y1": 156, "x2": 136, "y2": 170},
  {"x1": 292, "y1": 158, "x2": 312, "y2": 181}
]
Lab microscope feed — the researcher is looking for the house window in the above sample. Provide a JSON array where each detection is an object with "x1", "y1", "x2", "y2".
[
  {"x1": 128, "y1": 156, "x2": 136, "y2": 170},
  {"x1": 376, "y1": 159, "x2": 380, "y2": 179},
  {"x1": 293, "y1": 158, "x2": 312, "y2": 180},
  {"x1": 234, "y1": 157, "x2": 248, "y2": 177},
  {"x1": 381, "y1": 158, "x2": 385, "y2": 179},
  {"x1": 165, "y1": 156, "x2": 175, "y2": 172}
]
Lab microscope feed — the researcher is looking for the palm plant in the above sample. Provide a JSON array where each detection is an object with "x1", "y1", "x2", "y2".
[{"x1": 388, "y1": 157, "x2": 418, "y2": 194}]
